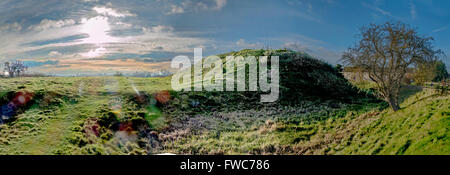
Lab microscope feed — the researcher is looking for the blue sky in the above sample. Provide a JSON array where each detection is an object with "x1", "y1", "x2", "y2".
[{"x1": 0, "y1": 0, "x2": 449, "y2": 75}]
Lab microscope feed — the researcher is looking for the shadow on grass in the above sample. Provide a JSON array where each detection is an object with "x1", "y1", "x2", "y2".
[
  {"x1": 398, "y1": 85, "x2": 423, "y2": 104},
  {"x1": 402, "y1": 93, "x2": 439, "y2": 109}
]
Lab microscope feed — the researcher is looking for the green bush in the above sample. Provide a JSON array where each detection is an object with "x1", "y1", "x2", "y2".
[{"x1": 68, "y1": 132, "x2": 88, "y2": 147}]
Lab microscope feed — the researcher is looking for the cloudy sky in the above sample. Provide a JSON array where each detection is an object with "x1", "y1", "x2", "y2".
[{"x1": 0, "y1": 0, "x2": 449, "y2": 75}]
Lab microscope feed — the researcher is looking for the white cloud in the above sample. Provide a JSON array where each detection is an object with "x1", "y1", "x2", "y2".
[
  {"x1": 143, "y1": 25, "x2": 174, "y2": 33},
  {"x1": 0, "y1": 0, "x2": 216, "y2": 65},
  {"x1": 93, "y1": 6, "x2": 135, "y2": 17},
  {"x1": 167, "y1": 4, "x2": 185, "y2": 15},
  {"x1": 410, "y1": 1, "x2": 417, "y2": 20},
  {"x1": 81, "y1": 47, "x2": 107, "y2": 58},
  {"x1": 214, "y1": 0, "x2": 227, "y2": 10},
  {"x1": 29, "y1": 19, "x2": 76, "y2": 31},
  {"x1": 0, "y1": 22, "x2": 84, "y2": 60},
  {"x1": 0, "y1": 22, "x2": 22, "y2": 31},
  {"x1": 80, "y1": 16, "x2": 118, "y2": 44},
  {"x1": 235, "y1": 39, "x2": 262, "y2": 49},
  {"x1": 431, "y1": 26, "x2": 448, "y2": 33},
  {"x1": 362, "y1": 2, "x2": 406, "y2": 21},
  {"x1": 106, "y1": 34, "x2": 210, "y2": 55},
  {"x1": 0, "y1": 17, "x2": 206, "y2": 62},
  {"x1": 166, "y1": 0, "x2": 227, "y2": 15},
  {"x1": 286, "y1": 1, "x2": 322, "y2": 23},
  {"x1": 115, "y1": 21, "x2": 132, "y2": 28},
  {"x1": 48, "y1": 51, "x2": 63, "y2": 57}
]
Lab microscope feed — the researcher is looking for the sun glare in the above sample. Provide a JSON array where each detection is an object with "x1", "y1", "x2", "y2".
[
  {"x1": 81, "y1": 16, "x2": 116, "y2": 44},
  {"x1": 82, "y1": 47, "x2": 107, "y2": 58}
]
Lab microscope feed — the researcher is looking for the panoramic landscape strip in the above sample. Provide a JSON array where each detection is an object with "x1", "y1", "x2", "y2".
[{"x1": 0, "y1": 0, "x2": 448, "y2": 158}]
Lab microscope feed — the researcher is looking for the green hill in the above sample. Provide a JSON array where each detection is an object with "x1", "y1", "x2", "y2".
[{"x1": 165, "y1": 49, "x2": 375, "y2": 115}]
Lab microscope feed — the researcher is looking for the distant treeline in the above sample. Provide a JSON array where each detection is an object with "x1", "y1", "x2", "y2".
[{"x1": 113, "y1": 70, "x2": 172, "y2": 77}]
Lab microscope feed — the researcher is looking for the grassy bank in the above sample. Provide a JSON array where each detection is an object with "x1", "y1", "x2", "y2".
[{"x1": 161, "y1": 88, "x2": 448, "y2": 155}]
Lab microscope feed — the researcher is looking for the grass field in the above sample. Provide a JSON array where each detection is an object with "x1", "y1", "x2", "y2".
[
  {"x1": 0, "y1": 76, "x2": 448, "y2": 155},
  {"x1": 162, "y1": 87, "x2": 449, "y2": 155},
  {"x1": 0, "y1": 76, "x2": 170, "y2": 154}
]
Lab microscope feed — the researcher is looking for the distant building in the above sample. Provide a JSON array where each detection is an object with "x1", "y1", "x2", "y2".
[{"x1": 342, "y1": 67, "x2": 370, "y2": 82}]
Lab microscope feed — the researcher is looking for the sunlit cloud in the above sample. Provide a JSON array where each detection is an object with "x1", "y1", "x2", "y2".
[
  {"x1": 80, "y1": 16, "x2": 117, "y2": 45},
  {"x1": 167, "y1": 4, "x2": 184, "y2": 15},
  {"x1": 166, "y1": 0, "x2": 227, "y2": 15},
  {"x1": 93, "y1": 6, "x2": 135, "y2": 17},
  {"x1": 29, "y1": 19, "x2": 77, "y2": 31},
  {"x1": 48, "y1": 51, "x2": 63, "y2": 57},
  {"x1": 81, "y1": 47, "x2": 107, "y2": 58},
  {"x1": 33, "y1": 58, "x2": 174, "y2": 75}
]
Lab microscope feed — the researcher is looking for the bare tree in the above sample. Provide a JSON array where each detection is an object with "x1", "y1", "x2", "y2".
[
  {"x1": 342, "y1": 22, "x2": 443, "y2": 111},
  {"x1": 4, "y1": 62, "x2": 13, "y2": 77},
  {"x1": 14, "y1": 61, "x2": 28, "y2": 77},
  {"x1": 3, "y1": 61, "x2": 27, "y2": 77}
]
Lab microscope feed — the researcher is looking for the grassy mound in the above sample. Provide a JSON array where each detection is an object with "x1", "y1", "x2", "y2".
[
  {"x1": 219, "y1": 49, "x2": 364, "y2": 102},
  {"x1": 165, "y1": 49, "x2": 375, "y2": 115}
]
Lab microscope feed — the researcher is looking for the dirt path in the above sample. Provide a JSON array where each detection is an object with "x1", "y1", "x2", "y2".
[{"x1": 16, "y1": 99, "x2": 90, "y2": 154}]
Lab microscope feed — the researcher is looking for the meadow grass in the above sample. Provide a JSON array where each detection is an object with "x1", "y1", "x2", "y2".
[
  {"x1": 162, "y1": 88, "x2": 448, "y2": 155},
  {"x1": 0, "y1": 76, "x2": 448, "y2": 155},
  {"x1": 0, "y1": 76, "x2": 170, "y2": 154}
]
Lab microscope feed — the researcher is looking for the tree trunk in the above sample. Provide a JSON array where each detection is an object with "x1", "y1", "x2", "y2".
[{"x1": 387, "y1": 97, "x2": 400, "y2": 111}]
